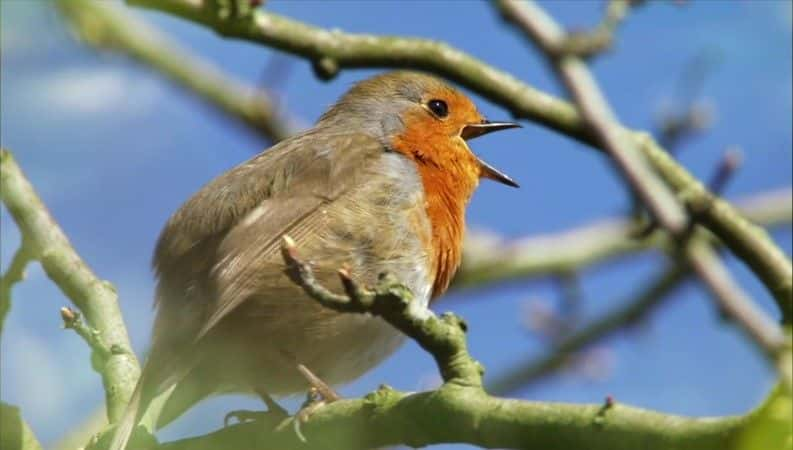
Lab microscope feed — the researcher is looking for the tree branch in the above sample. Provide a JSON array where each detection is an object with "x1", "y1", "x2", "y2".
[
  {"x1": 0, "y1": 149, "x2": 140, "y2": 423},
  {"x1": 546, "y1": 0, "x2": 640, "y2": 59},
  {"x1": 638, "y1": 134, "x2": 793, "y2": 321},
  {"x1": 56, "y1": 0, "x2": 300, "y2": 143},
  {"x1": 684, "y1": 241, "x2": 787, "y2": 357},
  {"x1": 495, "y1": 0, "x2": 787, "y2": 358},
  {"x1": 124, "y1": 0, "x2": 792, "y2": 317}
]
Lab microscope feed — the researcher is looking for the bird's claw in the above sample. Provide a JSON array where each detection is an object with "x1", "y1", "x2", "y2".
[
  {"x1": 282, "y1": 365, "x2": 343, "y2": 442},
  {"x1": 223, "y1": 404, "x2": 289, "y2": 427},
  {"x1": 290, "y1": 387, "x2": 332, "y2": 442},
  {"x1": 224, "y1": 409, "x2": 263, "y2": 427}
]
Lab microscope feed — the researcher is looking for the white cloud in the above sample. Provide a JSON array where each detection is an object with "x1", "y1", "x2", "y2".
[{"x1": 22, "y1": 67, "x2": 162, "y2": 116}]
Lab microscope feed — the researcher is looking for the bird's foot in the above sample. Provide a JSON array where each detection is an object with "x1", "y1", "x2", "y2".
[
  {"x1": 287, "y1": 364, "x2": 343, "y2": 442},
  {"x1": 224, "y1": 392, "x2": 289, "y2": 427}
]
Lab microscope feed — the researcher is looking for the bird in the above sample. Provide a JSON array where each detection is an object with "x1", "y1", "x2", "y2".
[{"x1": 110, "y1": 70, "x2": 519, "y2": 449}]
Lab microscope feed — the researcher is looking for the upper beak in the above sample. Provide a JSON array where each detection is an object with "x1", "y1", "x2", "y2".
[
  {"x1": 461, "y1": 120, "x2": 521, "y2": 140},
  {"x1": 461, "y1": 120, "x2": 521, "y2": 188}
]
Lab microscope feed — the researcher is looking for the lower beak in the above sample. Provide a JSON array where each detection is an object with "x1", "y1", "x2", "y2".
[
  {"x1": 461, "y1": 120, "x2": 521, "y2": 188},
  {"x1": 479, "y1": 159, "x2": 520, "y2": 188}
]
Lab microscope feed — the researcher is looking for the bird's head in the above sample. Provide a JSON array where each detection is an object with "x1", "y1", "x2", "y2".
[{"x1": 318, "y1": 71, "x2": 520, "y2": 189}]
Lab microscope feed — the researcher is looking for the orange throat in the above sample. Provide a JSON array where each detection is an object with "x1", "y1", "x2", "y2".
[{"x1": 392, "y1": 132, "x2": 480, "y2": 300}]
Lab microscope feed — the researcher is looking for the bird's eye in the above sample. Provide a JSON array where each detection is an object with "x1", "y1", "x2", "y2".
[{"x1": 427, "y1": 99, "x2": 449, "y2": 118}]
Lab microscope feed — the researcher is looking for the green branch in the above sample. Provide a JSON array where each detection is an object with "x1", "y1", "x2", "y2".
[
  {"x1": 158, "y1": 390, "x2": 748, "y2": 450},
  {"x1": 0, "y1": 150, "x2": 140, "y2": 423}
]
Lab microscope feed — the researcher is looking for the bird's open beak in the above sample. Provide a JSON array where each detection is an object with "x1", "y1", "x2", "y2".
[{"x1": 461, "y1": 120, "x2": 521, "y2": 188}]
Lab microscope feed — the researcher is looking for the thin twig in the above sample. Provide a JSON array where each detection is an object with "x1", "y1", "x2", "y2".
[
  {"x1": 707, "y1": 148, "x2": 742, "y2": 196},
  {"x1": 545, "y1": 0, "x2": 640, "y2": 59},
  {"x1": 655, "y1": 49, "x2": 720, "y2": 152},
  {"x1": 60, "y1": 306, "x2": 112, "y2": 364},
  {"x1": 0, "y1": 240, "x2": 34, "y2": 337}
]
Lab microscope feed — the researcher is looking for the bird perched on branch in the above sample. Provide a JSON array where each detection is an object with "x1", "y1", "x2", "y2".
[{"x1": 111, "y1": 71, "x2": 519, "y2": 449}]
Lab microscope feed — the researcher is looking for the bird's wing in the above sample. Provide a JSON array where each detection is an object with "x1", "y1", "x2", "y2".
[{"x1": 153, "y1": 131, "x2": 386, "y2": 342}]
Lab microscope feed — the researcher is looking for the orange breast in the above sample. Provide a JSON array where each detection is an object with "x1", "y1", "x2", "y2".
[{"x1": 392, "y1": 121, "x2": 480, "y2": 299}]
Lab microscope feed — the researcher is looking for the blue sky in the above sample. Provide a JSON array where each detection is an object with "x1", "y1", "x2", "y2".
[{"x1": 1, "y1": 1, "x2": 791, "y2": 448}]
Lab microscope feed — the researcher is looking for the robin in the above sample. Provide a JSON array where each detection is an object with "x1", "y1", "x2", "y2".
[{"x1": 110, "y1": 71, "x2": 519, "y2": 449}]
